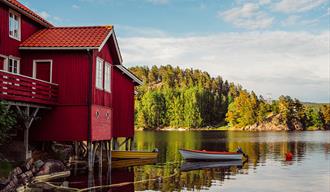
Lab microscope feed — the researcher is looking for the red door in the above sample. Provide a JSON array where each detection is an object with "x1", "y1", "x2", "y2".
[
  {"x1": 0, "y1": 58, "x2": 4, "y2": 70},
  {"x1": 35, "y1": 61, "x2": 51, "y2": 82}
]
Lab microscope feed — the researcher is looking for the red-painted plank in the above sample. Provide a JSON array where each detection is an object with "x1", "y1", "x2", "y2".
[{"x1": 91, "y1": 105, "x2": 112, "y2": 141}]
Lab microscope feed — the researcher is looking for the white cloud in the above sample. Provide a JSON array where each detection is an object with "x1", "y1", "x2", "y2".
[
  {"x1": 281, "y1": 15, "x2": 300, "y2": 26},
  {"x1": 119, "y1": 30, "x2": 329, "y2": 102},
  {"x1": 281, "y1": 15, "x2": 320, "y2": 26},
  {"x1": 259, "y1": 0, "x2": 271, "y2": 5},
  {"x1": 118, "y1": 25, "x2": 168, "y2": 37},
  {"x1": 72, "y1": 4, "x2": 80, "y2": 9},
  {"x1": 37, "y1": 11, "x2": 50, "y2": 19},
  {"x1": 273, "y1": 0, "x2": 327, "y2": 13},
  {"x1": 146, "y1": 0, "x2": 169, "y2": 5},
  {"x1": 36, "y1": 10, "x2": 62, "y2": 24},
  {"x1": 219, "y1": 3, "x2": 274, "y2": 30}
]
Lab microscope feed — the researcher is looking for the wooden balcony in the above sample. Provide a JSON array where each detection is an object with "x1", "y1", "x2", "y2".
[{"x1": 0, "y1": 70, "x2": 58, "y2": 105}]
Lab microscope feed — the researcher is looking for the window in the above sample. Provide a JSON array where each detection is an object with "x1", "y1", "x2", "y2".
[
  {"x1": 96, "y1": 57, "x2": 103, "y2": 89},
  {"x1": 104, "y1": 62, "x2": 111, "y2": 92},
  {"x1": 8, "y1": 57, "x2": 20, "y2": 74},
  {"x1": 9, "y1": 10, "x2": 21, "y2": 40}
]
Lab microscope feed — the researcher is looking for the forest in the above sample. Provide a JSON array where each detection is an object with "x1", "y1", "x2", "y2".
[{"x1": 129, "y1": 65, "x2": 330, "y2": 130}]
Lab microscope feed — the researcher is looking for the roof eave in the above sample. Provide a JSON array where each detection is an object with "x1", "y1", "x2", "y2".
[
  {"x1": 98, "y1": 27, "x2": 123, "y2": 64},
  {"x1": 19, "y1": 47, "x2": 99, "y2": 50},
  {"x1": 1, "y1": 0, "x2": 53, "y2": 28},
  {"x1": 116, "y1": 65, "x2": 143, "y2": 86}
]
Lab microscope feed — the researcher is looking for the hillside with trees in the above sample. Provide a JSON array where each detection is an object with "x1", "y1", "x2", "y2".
[{"x1": 130, "y1": 65, "x2": 330, "y2": 131}]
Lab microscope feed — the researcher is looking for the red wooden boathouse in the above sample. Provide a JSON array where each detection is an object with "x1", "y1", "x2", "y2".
[{"x1": 0, "y1": 0, "x2": 142, "y2": 163}]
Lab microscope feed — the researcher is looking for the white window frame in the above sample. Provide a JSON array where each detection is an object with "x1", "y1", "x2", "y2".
[
  {"x1": 9, "y1": 9, "x2": 21, "y2": 41},
  {"x1": 33, "y1": 60, "x2": 53, "y2": 83},
  {"x1": 104, "y1": 62, "x2": 111, "y2": 93},
  {"x1": 8, "y1": 56, "x2": 20, "y2": 74},
  {"x1": 0, "y1": 54, "x2": 8, "y2": 71},
  {"x1": 96, "y1": 57, "x2": 104, "y2": 90}
]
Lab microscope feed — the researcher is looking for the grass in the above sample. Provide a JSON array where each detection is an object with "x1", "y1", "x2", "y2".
[
  {"x1": 305, "y1": 126, "x2": 322, "y2": 131},
  {"x1": 0, "y1": 161, "x2": 13, "y2": 178}
]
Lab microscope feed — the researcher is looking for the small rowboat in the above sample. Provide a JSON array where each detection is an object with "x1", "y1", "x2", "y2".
[
  {"x1": 180, "y1": 160, "x2": 243, "y2": 172},
  {"x1": 179, "y1": 149, "x2": 244, "y2": 161},
  {"x1": 111, "y1": 150, "x2": 158, "y2": 159}
]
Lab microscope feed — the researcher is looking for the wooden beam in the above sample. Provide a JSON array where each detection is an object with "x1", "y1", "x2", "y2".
[
  {"x1": 14, "y1": 105, "x2": 41, "y2": 159},
  {"x1": 4, "y1": 101, "x2": 50, "y2": 109}
]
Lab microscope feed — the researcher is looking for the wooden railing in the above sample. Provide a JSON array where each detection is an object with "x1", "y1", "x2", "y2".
[{"x1": 0, "y1": 70, "x2": 58, "y2": 105}]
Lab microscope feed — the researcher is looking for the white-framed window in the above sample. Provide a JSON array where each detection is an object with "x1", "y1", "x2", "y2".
[
  {"x1": 104, "y1": 62, "x2": 111, "y2": 92},
  {"x1": 8, "y1": 57, "x2": 20, "y2": 74},
  {"x1": 96, "y1": 57, "x2": 104, "y2": 90},
  {"x1": 9, "y1": 10, "x2": 21, "y2": 41}
]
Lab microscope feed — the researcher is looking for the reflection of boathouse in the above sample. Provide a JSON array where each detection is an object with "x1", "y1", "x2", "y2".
[{"x1": 0, "y1": 0, "x2": 142, "y2": 164}]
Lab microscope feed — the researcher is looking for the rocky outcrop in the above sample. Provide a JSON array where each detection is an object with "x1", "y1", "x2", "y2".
[{"x1": 236, "y1": 114, "x2": 304, "y2": 131}]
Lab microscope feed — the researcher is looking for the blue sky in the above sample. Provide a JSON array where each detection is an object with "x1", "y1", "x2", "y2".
[{"x1": 22, "y1": 0, "x2": 329, "y2": 102}]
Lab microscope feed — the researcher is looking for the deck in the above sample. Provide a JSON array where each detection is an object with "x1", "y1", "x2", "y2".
[{"x1": 0, "y1": 70, "x2": 58, "y2": 105}]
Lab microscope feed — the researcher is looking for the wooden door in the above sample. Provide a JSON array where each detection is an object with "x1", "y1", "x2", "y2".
[
  {"x1": 0, "y1": 58, "x2": 4, "y2": 70},
  {"x1": 34, "y1": 61, "x2": 52, "y2": 82}
]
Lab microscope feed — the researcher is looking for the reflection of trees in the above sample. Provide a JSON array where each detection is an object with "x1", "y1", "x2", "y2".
[
  {"x1": 226, "y1": 131, "x2": 309, "y2": 167},
  {"x1": 134, "y1": 164, "x2": 244, "y2": 191},
  {"x1": 134, "y1": 131, "x2": 201, "y2": 163},
  {"x1": 129, "y1": 131, "x2": 327, "y2": 191}
]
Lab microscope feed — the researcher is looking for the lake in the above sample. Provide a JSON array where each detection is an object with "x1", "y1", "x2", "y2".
[
  {"x1": 67, "y1": 130, "x2": 330, "y2": 192},
  {"x1": 2, "y1": 131, "x2": 330, "y2": 192}
]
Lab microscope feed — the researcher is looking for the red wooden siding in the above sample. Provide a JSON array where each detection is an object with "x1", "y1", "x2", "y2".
[
  {"x1": 20, "y1": 50, "x2": 89, "y2": 105},
  {"x1": 31, "y1": 106, "x2": 88, "y2": 141},
  {"x1": 91, "y1": 105, "x2": 112, "y2": 141},
  {"x1": 21, "y1": 50, "x2": 90, "y2": 141},
  {"x1": 0, "y1": 3, "x2": 44, "y2": 58},
  {"x1": 112, "y1": 67, "x2": 135, "y2": 138},
  {"x1": 92, "y1": 41, "x2": 114, "y2": 107}
]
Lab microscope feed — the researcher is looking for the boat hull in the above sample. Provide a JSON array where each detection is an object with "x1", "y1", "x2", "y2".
[
  {"x1": 111, "y1": 150, "x2": 158, "y2": 159},
  {"x1": 181, "y1": 160, "x2": 243, "y2": 171},
  {"x1": 179, "y1": 149, "x2": 243, "y2": 160}
]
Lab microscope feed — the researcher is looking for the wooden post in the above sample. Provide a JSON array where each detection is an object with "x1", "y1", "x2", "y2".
[
  {"x1": 125, "y1": 138, "x2": 129, "y2": 151},
  {"x1": 16, "y1": 105, "x2": 39, "y2": 159},
  {"x1": 112, "y1": 138, "x2": 118, "y2": 150},
  {"x1": 99, "y1": 141, "x2": 103, "y2": 170},
  {"x1": 130, "y1": 137, "x2": 134, "y2": 151},
  {"x1": 74, "y1": 141, "x2": 79, "y2": 160},
  {"x1": 106, "y1": 139, "x2": 112, "y2": 186},
  {"x1": 87, "y1": 140, "x2": 93, "y2": 172}
]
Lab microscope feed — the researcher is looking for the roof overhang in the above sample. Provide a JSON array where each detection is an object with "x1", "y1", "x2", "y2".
[
  {"x1": 19, "y1": 47, "x2": 99, "y2": 50},
  {"x1": 0, "y1": 0, "x2": 53, "y2": 27},
  {"x1": 19, "y1": 27, "x2": 123, "y2": 64},
  {"x1": 98, "y1": 28, "x2": 123, "y2": 64},
  {"x1": 116, "y1": 65, "x2": 143, "y2": 86}
]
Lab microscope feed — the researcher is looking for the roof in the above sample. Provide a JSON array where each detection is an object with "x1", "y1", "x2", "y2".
[
  {"x1": 20, "y1": 26, "x2": 113, "y2": 49},
  {"x1": 1, "y1": 0, "x2": 53, "y2": 27},
  {"x1": 116, "y1": 65, "x2": 143, "y2": 86}
]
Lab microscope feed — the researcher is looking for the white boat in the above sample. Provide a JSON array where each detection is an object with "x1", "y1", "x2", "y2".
[
  {"x1": 180, "y1": 160, "x2": 243, "y2": 172},
  {"x1": 179, "y1": 149, "x2": 244, "y2": 160}
]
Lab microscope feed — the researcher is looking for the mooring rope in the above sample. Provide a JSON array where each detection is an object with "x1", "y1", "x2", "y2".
[{"x1": 32, "y1": 168, "x2": 179, "y2": 192}]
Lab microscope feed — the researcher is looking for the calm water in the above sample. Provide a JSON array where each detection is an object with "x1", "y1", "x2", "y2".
[
  {"x1": 3, "y1": 131, "x2": 329, "y2": 192},
  {"x1": 67, "y1": 131, "x2": 330, "y2": 192}
]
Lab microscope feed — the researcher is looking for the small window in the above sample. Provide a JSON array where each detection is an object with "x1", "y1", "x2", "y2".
[
  {"x1": 9, "y1": 10, "x2": 21, "y2": 41},
  {"x1": 104, "y1": 62, "x2": 111, "y2": 92},
  {"x1": 96, "y1": 57, "x2": 103, "y2": 89},
  {"x1": 8, "y1": 57, "x2": 20, "y2": 74}
]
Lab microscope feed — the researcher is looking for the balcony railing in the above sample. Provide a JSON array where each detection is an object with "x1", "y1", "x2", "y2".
[{"x1": 0, "y1": 70, "x2": 58, "y2": 105}]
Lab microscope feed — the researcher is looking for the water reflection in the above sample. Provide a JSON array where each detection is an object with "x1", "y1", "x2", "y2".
[
  {"x1": 62, "y1": 131, "x2": 329, "y2": 192},
  {"x1": 130, "y1": 131, "x2": 330, "y2": 191}
]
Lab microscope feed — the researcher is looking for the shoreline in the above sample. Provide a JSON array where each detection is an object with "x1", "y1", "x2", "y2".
[{"x1": 135, "y1": 126, "x2": 325, "y2": 132}]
